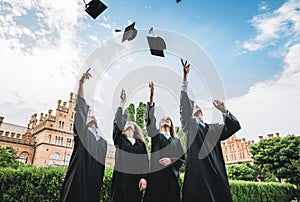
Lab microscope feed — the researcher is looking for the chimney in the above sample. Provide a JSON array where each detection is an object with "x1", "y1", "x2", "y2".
[
  {"x1": 251, "y1": 140, "x2": 255, "y2": 144},
  {"x1": 275, "y1": 132, "x2": 280, "y2": 137},
  {"x1": 0, "y1": 116, "x2": 4, "y2": 127},
  {"x1": 63, "y1": 102, "x2": 67, "y2": 110},
  {"x1": 267, "y1": 134, "x2": 273, "y2": 139},
  {"x1": 69, "y1": 93, "x2": 74, "y2": 103},
  {"x1": 48, "y1": 109, "x2": 52, "y2": 118},
  {"x1": 39, "y1": 113, "x2": 44, "y2": 122},
  {"x1": 57, "y1": 100, "x2": 62, "y2": 110},
  {"x1": 242, "y1": 138, "x2": 246, "y2": 142},
  {"x1": 258, "y1": 136, "x2": 263, "y2": 141}
]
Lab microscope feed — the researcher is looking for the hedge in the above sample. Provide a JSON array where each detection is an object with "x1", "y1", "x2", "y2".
[{"x1": 0, "y1": 166, "x2": 296, "y2": 202}]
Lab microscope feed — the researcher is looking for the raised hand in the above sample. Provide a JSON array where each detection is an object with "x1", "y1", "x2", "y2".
[
  {"x1": 181, "y1": 59, "x2": 190, "y2": 80},
  {"x1": 139, "y1": 178, "x2": 147, "y2": 191},
  {"x1": 212, "y1": 100, "x2": 227, "y2": 113},
  {"x1": 149, "y1": 82, "x2": 154, "y2": 106},
  {"x1": 79, "y1": 68, "x2": 92, "y2": 84},
  {"x1": 120, "y1": 89, "x2": 126, "y2": 103}
]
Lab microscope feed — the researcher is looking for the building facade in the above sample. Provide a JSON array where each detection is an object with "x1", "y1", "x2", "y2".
[
  {"x1": 0, "y1": 93, "x2": 115, "y2": 168},
  {"x1": 221, "y1": 134, "x2": 255, "y2": 165}
]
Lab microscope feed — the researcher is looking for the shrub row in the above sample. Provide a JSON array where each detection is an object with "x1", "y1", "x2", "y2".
[{"x1": 0, "y1": 166, "x2": 296, "y2": 202}]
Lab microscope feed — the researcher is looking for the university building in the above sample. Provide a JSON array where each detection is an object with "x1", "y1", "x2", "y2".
[
  {"x1": 221, "y1": 134, "x2": 255, "y2": 165},
  {"x1": 0, "y1": 93, "x2": 115, "y2": 168}
]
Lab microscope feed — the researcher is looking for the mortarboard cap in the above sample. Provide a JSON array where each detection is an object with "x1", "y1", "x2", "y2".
[
  {"x1": 84, "y1": 0, "x2": 107, "y2": 20},
  {"x1": 122, "y1": 22, "x2": 138, "y2": 42},
  {"x1": 176, "y1": 0, "x2": 182, "y2": 3},
  {"x1": 146, "y1": 27, "x2": 166, "y2": 57}
]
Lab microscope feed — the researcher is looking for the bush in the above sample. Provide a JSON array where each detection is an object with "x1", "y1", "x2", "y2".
[{"x1": 0, "y1": 166, "x2": 296, "y2": 202}]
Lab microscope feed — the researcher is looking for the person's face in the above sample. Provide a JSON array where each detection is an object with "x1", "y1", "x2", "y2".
[
  {"x1": 193, "y1": 105, "x2": 203, "y2": 119},
  {"x1": 160, "y1": 116, "x2": 172, "y2": 128},
  {"x1": 123, "y1": 121, "x2": 134, "y2": 138},
  {"x1": 87, "y1": 116, "x2": 98, "y2": 129}
]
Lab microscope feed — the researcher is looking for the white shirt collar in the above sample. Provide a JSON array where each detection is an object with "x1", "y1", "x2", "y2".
[
  {"x1": 88, "y1": 128, "x2": 101, "y2": 141},
  {"x1": 162, "y1": 132, "x2": 171, "y2": 140},
  {"x1": 127, "y1": 137, "x2": 136, "y2": 145}
]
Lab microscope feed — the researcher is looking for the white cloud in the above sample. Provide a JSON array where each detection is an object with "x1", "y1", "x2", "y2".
[
  {"x1": 0, "y1": 0, "x2": 87, "y2": 125},
  {"x1": 231, "y1": 0, "x2": 300, "y2": 141},
  {"x1": 243, "y1": 0, "x2": 300, "y2": 51}
]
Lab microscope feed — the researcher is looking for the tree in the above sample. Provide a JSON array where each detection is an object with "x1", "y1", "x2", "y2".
[
  {"x1": 124, "y1": 103, "x2": 135, "y2": 122},
  {"x1": 250, "y1": 135, "x2": 300, "y2": 185},
  {"x1": 226, "y1": 163, "x2": 255, "y2": 181},
  {"x1": 0, "y1": 146, "x2": 21, "y2": 168},
  {"x1": 136, "y1": 102, "x2": 146, "y2": 129}
]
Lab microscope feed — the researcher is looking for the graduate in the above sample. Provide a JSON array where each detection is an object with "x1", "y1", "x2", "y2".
[
  {"x1": 144, "y1": 82, "x2": 185, "y2": 202},
  {"x1": 110, "y1": 89, "x2": 149, "y2": 202},
  {"x1": 179, "y1": 59, "x2": 241, "y2": 202},
  {"x1": 60, "y1": 69, "x2": 107, "y2": 202}
]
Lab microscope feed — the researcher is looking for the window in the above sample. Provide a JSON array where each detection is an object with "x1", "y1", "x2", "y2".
[
  {"x1": 64, "y1": 154, "x2": 70, "y2": 166},
  {"x1": 48, "y1": 135, "x2": 51, "y2": 143},
  {"x1": 64, "y1": 114, "x2": 67, "y2": 118},
  {"x1": 55, "y1": 136, "x2": 62, "y2": 145},
  {"x1": 70, "y1": 123, "x2": 73, "y2": 131},
  {"x1": 49, "y1": 152, "x2": 60, "y2": 165},
  {"x1": 66, "y1": 139, "x2": 72, "y2": 147},
  {"x1": 58, "y1": 121, "x2": 61, "y2": 128},
  {"x1": 71, "y1": 112, "x2": 74, "y2": 119},
  {"x1": 240, "y1": 152, "x2": 245, "y2": 159},
  {"x1": 19, "y1": 152, "x2": 29, "y2": 164},
  {"x1": 61, "y1": 122, "x2": 64, "y2": 129}
]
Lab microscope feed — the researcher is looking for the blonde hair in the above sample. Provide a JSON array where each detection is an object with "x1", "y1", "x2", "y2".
[{"x1": 158, "y1": 116, "x2": 176, "y2": 138}]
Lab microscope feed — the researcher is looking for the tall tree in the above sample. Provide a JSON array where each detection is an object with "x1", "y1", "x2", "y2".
[
  {"x1": 250, "y1": 135, "x2": 300, "y2": 185},
  {"x1": 124, "y1": 103, "x2": 135, "y2": 122},
  {"x1": 136, "y1": 102, "x2": 146, "y2": 129}
]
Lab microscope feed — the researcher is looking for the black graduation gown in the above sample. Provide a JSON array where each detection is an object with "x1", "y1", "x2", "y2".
[
  {"x1": 144, "y1": 103, "x2": 185, "y2": 202},
  {"x1": 60, "y1": 96, "x2": 107, "y2": 202},
  {"x1": 180, "y1": 91, "x2": 241, "y2": 202},
  {"x1": 110, "y1": 107, "x2": 149, "y2": 202}
]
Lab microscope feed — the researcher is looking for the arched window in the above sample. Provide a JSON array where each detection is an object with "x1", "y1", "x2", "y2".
[
  {"x1": 19, "y1": 152, "x2": 29, "y2": 163},
  {"x1": 49, "y1": 152, "x2": 60, "y2": 165}
]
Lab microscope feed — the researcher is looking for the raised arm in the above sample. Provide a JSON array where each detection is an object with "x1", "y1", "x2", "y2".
[
  {"x1": 213, "y1": 100, "x2": 241, "y2": 141},
  {"x1": 180, "y1": 59, "x2": 194, "y2": 133},
  {"x1": 113, "y1": 89, "x2": 127, "y2": 146},
  {"x1": 74, "y1": 69, "x2": 92, "y2": 137},
  {"x1": 145, "y1": 82, "x2": 159, "y2": 137}
]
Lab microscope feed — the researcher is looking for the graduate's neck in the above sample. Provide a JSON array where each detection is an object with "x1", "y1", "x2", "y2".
[{"x1": 87, "y1": 123, "x2": 97, "y2": 130}]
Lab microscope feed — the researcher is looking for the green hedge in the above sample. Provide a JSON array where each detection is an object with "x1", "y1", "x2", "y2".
[{"x1": 0, "y1": 166, "x2": 296, "y2": 202}]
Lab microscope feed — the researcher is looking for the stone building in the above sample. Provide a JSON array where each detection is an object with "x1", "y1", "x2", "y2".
[
  {"x1": 0, "y1": 93, "x2": 115, "y2": 168},
  {"x1": 221, "y1": 134, "x2": 255, "y2": 165}
]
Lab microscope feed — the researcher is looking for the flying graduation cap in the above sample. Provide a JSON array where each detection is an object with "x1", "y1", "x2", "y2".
[
  {"x1": 176, "y1": 0, "x2": 182, "y2": 2},
  {"x1": 84, "y1": 0, "x2": 107, "y2": 20},
  {"x1": 122, "y1": 22, "x2": 138, "y2": 42},
  {"x1": 146, "y1": 27, "x2": 166, "y2": 57}
]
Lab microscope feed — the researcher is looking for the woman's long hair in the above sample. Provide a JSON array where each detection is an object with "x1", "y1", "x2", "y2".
[{"x1": 158, "y1": 116, "x2": 176, "y2": 138}]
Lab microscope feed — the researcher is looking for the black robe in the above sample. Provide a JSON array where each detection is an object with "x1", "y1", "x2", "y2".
[
  {"x1": 144, "y1": 103, "x2": 185, "y2": 202},
  {"x1": 60, "y1": 96, "x2": 107, "y2": 202},
  {"x1": 180, "y1": 91, "x2": 241, "y2": 202},
  {"x1": 110, "y1": 107, "x2": 149, "y2": 202}
]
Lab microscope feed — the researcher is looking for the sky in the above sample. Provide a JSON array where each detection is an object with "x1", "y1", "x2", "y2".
[{"x1": 0, "y1": 0, "x2": 299, "y2": 143}]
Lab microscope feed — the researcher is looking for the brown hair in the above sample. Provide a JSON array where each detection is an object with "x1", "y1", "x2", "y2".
[{"x1": 124, "y1": 121, "x2": 145, "y2": 143}]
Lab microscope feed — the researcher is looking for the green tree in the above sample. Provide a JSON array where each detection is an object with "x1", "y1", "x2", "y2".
[
  {"x1": 136, "y1": 102, "x2": 146, "y2": 129},
  {"x1": 0, "y1": 146, "x2": 21, "y2": 168},
  {"x1": 226, "y1": 163, "x2": 255, "y2": 181},
  {"x1": 125, "y1": 103, "x2": 135, "y2": 122},
  {"x1": 250, "y1": 135, "x2": 300, "y2": 185},
  {"x1": 175, "y1": 126, "x2": 187, "y2": 173}
]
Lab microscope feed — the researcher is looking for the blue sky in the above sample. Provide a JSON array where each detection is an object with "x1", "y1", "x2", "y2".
[{"x1": 0, "y1": 0, "x2": 299, "y2": 142}]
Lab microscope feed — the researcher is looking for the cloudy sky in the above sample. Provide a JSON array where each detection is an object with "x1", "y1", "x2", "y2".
[{"x1": 0, "y1": 0, "x2": 299, "y2": 142}]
